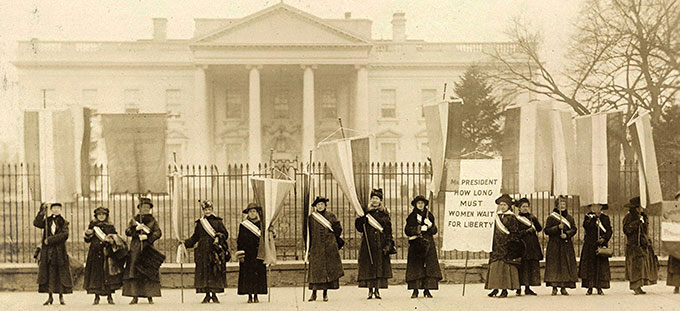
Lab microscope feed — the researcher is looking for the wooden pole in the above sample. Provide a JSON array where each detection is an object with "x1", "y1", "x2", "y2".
[
  {"x1": 303, "y1": 150, "x2": 313, "y2": 302},
  {"x1": 462, "y1": 251, "x2": 470, "y2": 296},
  {"x1": 173, "y1": 152, "x2": 184, "y2": 304}
]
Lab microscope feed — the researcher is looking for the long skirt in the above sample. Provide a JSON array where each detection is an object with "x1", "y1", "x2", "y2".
[
  {"x1": 668, "y1": 273, "x2": 680, "y2": 287},
  {"x1": 39, "y1": 259, "x2": 73, "y2": 294},
  {"x1": 485, "y1": 261, "x2": 520, "y2": 290},
  {"x1": 407, "y1": 278, "x2": 439, "y2": 290},
  {"x1": 309, "y1": 280, "x2": 340, "y2": 290},
  {"x1": 518, "y1": 260, "x2": 541, "y2": 286},
  {"x1": 626, "y1": 249, "x2": 658, "y2": 290},
  {"x1": 122, "y1": 278, "x2": 161, "y2": 298},
  {"x1": 667, "y1": 257, "x2": 680, "y2": 287},
  {"x1": 358, "y1": 278, "x2": 388, "y2": 289}
]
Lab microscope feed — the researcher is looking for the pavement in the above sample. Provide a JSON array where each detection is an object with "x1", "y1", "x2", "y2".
[{"x1": 1, "y1": 282, "x2": 680, "y2": 311}]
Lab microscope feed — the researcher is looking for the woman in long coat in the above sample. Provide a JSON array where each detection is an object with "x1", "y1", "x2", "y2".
[
  {"x1": 578, "y1": 203, "x2": 612, "y2": 295},
  {"x1": 183, "y1": 200, "x2": 229, "y2": 303},
  {"x1": 668, "y1": 191, "x2": 680, "y2": 294},
  {"x1": 34, "y1": 203, "x2": 73, "y2": 305},
  {"x1": 307, "y1": 197, "x2": 344, "y2": 302},
  {"x1": 122, "y1": 197, "x2": 163, "y2": 304},
  {"x1": 623, "y1": 196, "x2": 659, "y2": 295},
  {"x1": 237, "y1": 203, "x2": 267, "y2": 303},
  {"x1": 404, "y1": 195, "x2": 442, "y2": 298},
  {"x1": 356, "y1": 188, "x2": 394, "y2": 299},
  {"x1": 514, "y1": 198, "x2": 543, "y2": 296},
  {"x1": 83, "y1": 207, "x2": 120, "y2": 304},
  {"x1": 544, "y1": 195, "x2": 578, "y2": 295},
  {"x1": 486, "y1": 194, "x2": 521, "y2": 298}
]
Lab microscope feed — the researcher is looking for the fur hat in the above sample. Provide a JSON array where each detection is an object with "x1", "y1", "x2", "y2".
[
  {"x1": 199, "y1": 200, "x2": 213, "y2": 210},
  {"x1": 495, "y1": 194, "x2": 513, "y2": 205},
  {"x1": 312, "y1": 196, "x2": 329, "y2": 207},
  {"x1": 137, "y1": 197, "x2": 153, "y2": 209},
  {"x1": 515, "y1": 197, "x2": 530, "y2": 207},
  {"x1": 93, "y1": 207, "x2": 109, "y2": 216},
  {"x1": 411, "y1": 195, "x2": 429, "y2": 207},
  {"x1": 370, "y1": 188, "x2": 383, "y2": 200},
  {"x1": 243, "y1": 203, "x2": 262, "y2": 214}
]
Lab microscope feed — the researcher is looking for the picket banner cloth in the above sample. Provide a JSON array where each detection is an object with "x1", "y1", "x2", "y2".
[{"x1": 251, "y1": 177, "x2": 296, "y2": 265}]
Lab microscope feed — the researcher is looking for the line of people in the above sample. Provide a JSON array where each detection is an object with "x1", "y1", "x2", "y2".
[{"x1": 32, "y1": 190, "x2": 680, "y2": 305}]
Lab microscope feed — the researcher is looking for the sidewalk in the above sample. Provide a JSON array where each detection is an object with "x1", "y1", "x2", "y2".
[{"x1": 1, "y1": 281, "x2": 679, "y2": 311}]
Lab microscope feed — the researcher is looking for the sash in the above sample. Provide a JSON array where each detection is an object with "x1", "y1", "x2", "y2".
[
  {"x1": 596, "y1": 218, "x2": 606, "y2": 233},
  {"x1": 516, "y1": 215, "x2": 535, "y2": 230},
  {"x1": 93, "y1": 226, "x2": 107, "y2": 241},
  {"x1": 242, "y1": 220, "x2": 261, "y2": 238},
  {"x1": 199, "y1": 217, "x2": 217, "y2": 239},
  {"x1": 549, "y1": 212, "x2": 572, "y2": 229},
  {"x1": 311, "y1": 212, "x2": 334, "y2": 232},
  {"x1": 416, "y1": 214, "x2": 433, "y2": 227},
  {"x1": 494, "y1": 215, "x2": 510, "y2": 235},
  {"x1": 135, "y1": 221, "x2": 151, "y2": 234},
  {"x1": 365, "y1": 213, "x2": 384, "y2": 233}
]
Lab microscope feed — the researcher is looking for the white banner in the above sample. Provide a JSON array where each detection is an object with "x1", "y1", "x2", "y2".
[{"x1": 441, "y1": 159, "x2": 502, "y2": 252}]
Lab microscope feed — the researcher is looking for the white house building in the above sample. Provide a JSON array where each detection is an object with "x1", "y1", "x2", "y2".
[{"x1": 13, "y1": 3, "x2": 524, "y2": 167}]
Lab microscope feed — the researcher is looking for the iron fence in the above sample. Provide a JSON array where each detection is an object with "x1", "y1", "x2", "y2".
[{"x1": 0, "y1": 160, "x2": 678, "y2": 264}]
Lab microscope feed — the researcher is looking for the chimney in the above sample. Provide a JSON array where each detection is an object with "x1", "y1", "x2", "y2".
[
  {"x1": 391, "y1": 12, "x2": 406, "y2": 42},
  {"x1": 344, "y1": 12, "x2": 352, "y2": 19},
  {"x1": 152, "y1": 18, "x2": 168, "y2": 41}
]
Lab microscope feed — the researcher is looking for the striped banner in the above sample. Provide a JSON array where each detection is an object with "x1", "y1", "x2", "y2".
[
  {"x1": 251, "y1": 177, "x2": 296, "y2": 265},
  {"x1": 628, "y1": 111, "x2": 662, "y2": 207},
  {"x1": 317, "y1": 136, "x2": 370, "y2": 216},
  {"x1": 423, "y1": 99, "x2": 463, "y2": 196},
  {"x1": 550, "y1": 110, "x2": 578, "y2": 195},
  {"x1": 575, "y1": 112, "x2": 622, "y2": 205},
  {"x1": 23, "y1": 109, "x2": 77, "y2": 203},
  {"x1": 501, "y1": 102, "x2": 552, "y2": 194}
]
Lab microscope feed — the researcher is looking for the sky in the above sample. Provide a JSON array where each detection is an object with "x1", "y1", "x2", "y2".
[{"x1": 0, "y1": 0, "x2": 583, "y2": 159}]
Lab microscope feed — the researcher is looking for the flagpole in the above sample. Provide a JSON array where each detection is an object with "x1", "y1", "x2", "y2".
[
  {"x1": 268, "y1": 148, "x2": 274, "y2": 303},
  {"x1": 172, "y1": 153, "x2": 184, "y2": 303},
  {"x1": 462, "y1": 251, "x2": 469, "y2": 296},
  {"x1": 303, "y1": 150, "x2": 313, "y2": 302}
]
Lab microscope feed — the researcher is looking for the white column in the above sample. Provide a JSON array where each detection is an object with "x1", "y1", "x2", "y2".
[
  {"x1": 248, "y1": 65, "x2": 262, "y2": 170},
  {"x1": 354, "y1": 65, "x2": 369, "y2": 133},
  {"x1": 302, "y1": 65, "x2": 316, "y2": 156},
  {"x1": 191, "y1": 65, "x2": 209, "y2": 164}
]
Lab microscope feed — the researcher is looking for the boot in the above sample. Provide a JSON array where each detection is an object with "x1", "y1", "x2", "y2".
[
  {"x1": 499, "y1": 289, "x2": 508, "y2": 298},
  {"x1": 59, "y1": 293, "x2": 65, "y2": 305},
  {"x1": 597, "y1": 288, "x2": 604, "y2": 295},
  {"x1": 322, "y1": 290, "x2": 328, "y2": 302},
  {"x1": 43, "y1": 293, "x2": 53, "y2": 305},
  {"x1": 488, "y1": 289, "x2": 498, "y2": 297},
  {"x1": 551, "y1": 287, "x2": 558, "y2": 296},
  {"x1": 247, "y1": 294, "x2": 253, "y2": 303},
  {"x1": 147, "y1": 297, "x2": 154, "y2": 304},
  {"x1": 586, "y1": 288, "x2": 593, "y2": 295},
  {"x1": 638, "y1": 288, "x2": 647, "y2": 295},
  {"x1": 516, "y1": 289, "x2": 522, "y2": 296},
  {"x1": 675, "y1": 287, "x2": 679, "y2": 294},
  {"x1": 107, "y1": 294, "x2": 114, "y2": 304},
  {"x1": 423, "y1": 289, "x2": 433, "y2": 298},
  {"x1": 129, "y1": 297, "x2": 138, "y2": 304},
  {"x1": 211, "y1": 292, "x2": 220, "y2": 303},
  {"x1": 560, "y1": 288, "x2": 569, "y2": 296},
  {"x1": 633, "y1": 288, "x2": 643, "y2": 295},
  {"x1": 308, "y1": 290, "x2": 317, "y2": 302},
  {"x1": 202, "y1": 293, "x2": 211, "y2": 304},
  {"x1": 411, "y1": 289, "x2": 418, "y2": 299},
  {"x1": 93, "y1": 294, "x2": 100, "y2": 305},
  {"x1": 525, "y1": 286, "x2": 537, "y2": 296},
  {"x1": 253, "y1": 294, "x2": 259, "y2": 303},
  {"x1": 374, "y1": 289, "x2": 381, "y2": 299},
  {"x1": 367, "y1": 288, "x2": 374, "y2": 300}
]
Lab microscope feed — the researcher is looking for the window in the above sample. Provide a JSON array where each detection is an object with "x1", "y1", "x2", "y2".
[
  {"x1": 273, "y1": 90, "x2": 290, "y2": 119},
  {"x1": 225, "y1": 90, "x2": 243, "y2": 119},
  {"x1": 380, "y1": 89, "x2": 396, "y2": 118},
  {"x1": 41, "y1": 89, "x2": 55, "y2": 108},
  {"x1": 165, "y1": 89, "x2": 181, "y2": 114},
  {"x1": 320, "y1": 88, "x2": 337, "y2": 119},
  {"x1": 226, "y1": 143, "x2": 243, "y2": 164},
  {"x1": 81, "y1": 89, "x2": 97, "y2": 107},
  {"x1": 380, "y1": 142, "x2": 398, "y2": 179},
  {"x1": 124, "y1": 89, "x2": 140, "y2": 113},
  {"x1": 420, "y1": 89, "x2": 437, "y2": 117}
]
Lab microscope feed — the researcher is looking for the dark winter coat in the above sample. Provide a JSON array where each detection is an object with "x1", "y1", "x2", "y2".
[
  {"x1": 404, "y1": 208, "x2": 442, "y2": 283},
  {"x1": 122, "y1": 214, "x2": 162, "y2": 282},
  {"x1": 623, "y1": 211, "x2": 659, "y2": 284},
  {"x1": 516, "y1": 212, "x2": 543, "y2": 261},
  {"x1": 578, "y1": 213, "x2": 612, "y2": 286},
  {"x1": 544, "y1": 209, "x2": 578, "y2": 285},
  {"x1": 184, "y1": 215, "x2": 229, "y2": 292},
  {"x1": 34, "y1": 211, "x2": 74, "y2": 293},
  {"x1": 307, "y1": 210, "x2": 344, "y2": 285},
  {"x1": 83, "y1": 220, "x2": 120, "y2": 294},
  {"x1": 237, "y1": 220, "x2": 267, "y2": 295},
  {"x1": 355, "y1": 209, "x2": 394, "y2": 282},
  {"x1": 489, "y1": 211, "x2": 521, "y2": 263}
]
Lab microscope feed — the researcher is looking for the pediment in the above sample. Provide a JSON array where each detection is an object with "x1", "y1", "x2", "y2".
[
  {"x1": 193, "y1": 4, "x2": 370, "y2": 46},
  {"x1": 376, "y1": 129, "x2": 402, "y2": 139}
]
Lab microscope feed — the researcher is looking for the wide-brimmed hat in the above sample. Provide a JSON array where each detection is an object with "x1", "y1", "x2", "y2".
[
  {"x1": 625, "y1": 196, "x2": 642, "y2": 210},
  {"x1": 370, "y1": 188, "x2": 383, "y2": 200},
  {"x1": 137, "y1": 197, "x2": 153, "y2": 209},
  {"x1": 515, "y1": 197, "x2": 530, "y2": 207},
  {"x1": 495, "y1": 194, "x2": 513, "y2": 205},
  {"x1": 243, "y1": 203, "x2": 262, "y2": 214},
  {"x1": 199, "y1": 200, "x2": 213, "y2": 210},
  {"x1": 411, "y1": 195, "x2": 429, "y2": 207},
  {"x1": 554, "y1": 195, "x2": 568, "y2": 207},
  {"x1": 312, "y1": 196, "x2": 329, "y2": 207},
  {"x1": 93, "y1": 207, "x2": 109, "y2": 215},
  {"x1": 586, "y1": 203, "x2": 609, "y2": 210}
]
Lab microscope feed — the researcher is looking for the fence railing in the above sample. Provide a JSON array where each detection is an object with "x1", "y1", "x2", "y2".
[{"x1": 0, "y1": 160, "x2": 678, "y2": 264}]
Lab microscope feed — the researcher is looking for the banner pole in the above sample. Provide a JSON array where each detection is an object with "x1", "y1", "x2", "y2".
[
  {"x1": 268, "y1": 264, "x2": 272, "y2": 302},
  {"x1": 303, "y1": 150, "x2": 313, "y2": 302},
  {"x1": 462, "y1": 250, "x2": 469, "y2": 296}
]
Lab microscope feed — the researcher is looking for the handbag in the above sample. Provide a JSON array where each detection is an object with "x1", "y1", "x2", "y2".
[{"x1": 596, "y1": 218, "x2": 613, "y2": 257}]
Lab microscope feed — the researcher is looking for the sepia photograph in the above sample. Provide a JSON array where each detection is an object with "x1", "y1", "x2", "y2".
[{"x1": 0, "y1": 0, "x2": 678, "y2": 310}]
